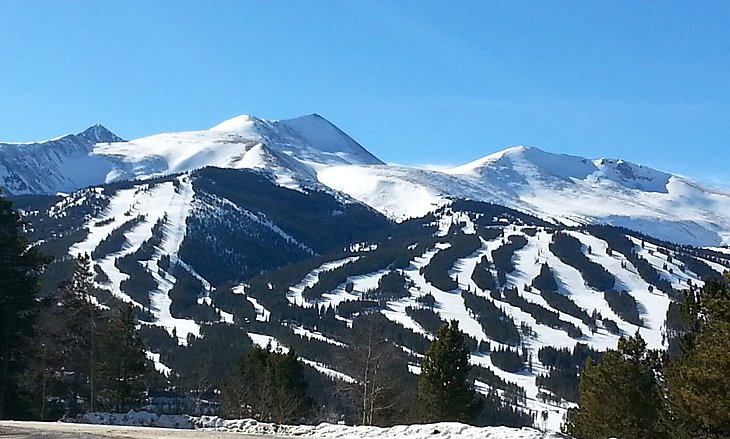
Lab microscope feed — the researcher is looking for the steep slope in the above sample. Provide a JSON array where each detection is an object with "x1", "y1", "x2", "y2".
[{"x1": 0, "y1": 125, "x2": 122, "y2": 195}]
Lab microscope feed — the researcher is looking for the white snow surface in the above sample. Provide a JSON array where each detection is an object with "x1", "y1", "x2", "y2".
[
  {"x1": 5, "y1": 115, "x2": 730, "y2": 246},
  {"x1": 71, "y1": 411, "x2": 565, "y2": 439},
  {"x1": 321, "y1": 146, "x2": 730, "y2": 246}
]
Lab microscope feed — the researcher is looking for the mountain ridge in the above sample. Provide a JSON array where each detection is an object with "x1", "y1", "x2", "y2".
[{"x1": 2, "y1": 113, "x2": 730, "y2": 246}]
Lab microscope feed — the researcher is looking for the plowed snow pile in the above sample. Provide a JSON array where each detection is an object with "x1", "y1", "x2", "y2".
[{"x1": 71, "y1": 411, "x2": 566, "y2": 438}]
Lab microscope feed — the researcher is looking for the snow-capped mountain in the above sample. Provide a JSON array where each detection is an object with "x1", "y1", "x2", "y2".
[
  {"x1": 320, "y1": 146, "x2": 730, "y2": 246},
  {"x1": 96, "y1": 114, "x2": 383, "y2": 186},
  {"x1": 3, "y1": 113, "x2": 730, "y2": 247},
  {"x1": 17, "y1": 174, "x2": 730, "y2": 430},
  {"x1": 0, "y1": 113, "x2": 381, "y2": 196},
  {"x1": 0, "y1": 125, "x2": 122, "y2": 195}
]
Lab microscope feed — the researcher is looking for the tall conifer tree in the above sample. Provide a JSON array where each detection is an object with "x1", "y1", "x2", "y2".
[
  {"x1": 664, "y1": 275, "x2": 730, "y2": 438},
  {"x1": 418, "y1": 320, "x2": 479, "y2": 423},
  {"x1": 566, "y1": 331, "x2": 664, "y2": 439},
  {"x1": 0, "y1": 194, "x2": 49, "y2": 418}
]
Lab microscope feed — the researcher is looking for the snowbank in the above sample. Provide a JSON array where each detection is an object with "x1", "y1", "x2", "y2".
[
  {"x1": 70, "y1": 411, "x2": 194, "y2": 429},
  {"x1": 194, "y1": 416, "x2": 566, "y2": 438},
  {"x1": 195, "y1": 416, "x2": 565, "y2": 439},
  {"x1": 67, "y1": 412, "x2": 567, "y2": 438}
]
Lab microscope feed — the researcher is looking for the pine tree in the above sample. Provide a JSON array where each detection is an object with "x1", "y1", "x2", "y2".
[
  {"x1": 0, "y1": 194, "x2": 50, "y2": 418},
  {"x1": 418, "y1": 320, "x2": 479, "y2": 423},
  {"x1": 221, "y1": 345, "x2": 311, "y2": 423},
  {"x1": 664, "y1": 275, "x2": 730, "y2": 438},
  {"x1": 54, "y1": 254, "x2": 104, "y2": 414},
  {"x1": 95, "y1": 304, "x2": 148, "y2": 412},
  {"x1": 566, "y1": 331, "x2": 664, "y2": 439}
]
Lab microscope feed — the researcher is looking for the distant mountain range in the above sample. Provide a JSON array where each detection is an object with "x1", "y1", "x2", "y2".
[
  {"x1": 4, "y1": 114, "x2": 730, "y2": 430},
  {"x1": 2, "y1": 113, "x2": 728, "y2": 246}
]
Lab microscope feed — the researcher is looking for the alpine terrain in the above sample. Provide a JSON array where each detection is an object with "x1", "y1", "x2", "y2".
[{"x1": 3, "y1": 113, "x2": 730, "y2": 431}]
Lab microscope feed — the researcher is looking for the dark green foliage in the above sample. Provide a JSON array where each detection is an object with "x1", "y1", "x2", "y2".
[
  {"x1": 362, "y1": 270, "x2": 412, "y2": 302},
  {"x1": 20, "y1": 255, "x2": 154, "y2": 420},
  {"x1": 448, "y1": 200, "x2": 550, "y2": 227},
  {"x1": 115, "y1": 252, "x2": 157, "y2": 307},
  {"x1": 95, "y1": 305, "x2": 148, "y2": 412},
  {"x1": 194, "y1": 167, "x2": 393, "y2": 254},
  {"x1": 502, "y1": 288, "x2": 583, "y2": 338},
  {"x1": 210, "y1": 285, "x2": 257, "y2": 324},
  {"x1": 420, "y1": 232, "x2": 482, "y2": 291},
  {"x1": 540, "y1": 289, "x2": 596, "y2": 328},
  {"x1": 462, "y1": 291, "x2": 521, "y2": 346},
  {"x1": 302, "y1": 239, "x2": 433, "y2": 301},
  {"x1": 180, "y1": 190, "x2": 314, "y2": 286},
  {"x1": 221, "y1": 346, "x2": 311, "y2": 423},
  {"x1": 604, "y1": 290, "x2": 643, "y2": 326},
  {"x1": 91, "y1": 214, "x2": 145, "y2": 259},
  {"x1": 566, "y1": 331, "x2": 664, "y2": 439},
  {"x1": 490, "y1": 346, "x2": 525, "y2": 373},
  {"x1": 418, "y1": 321, "x2": 479, "y2": 423},
  {"x1": 531, "y1": 263, "x2": 558, "y2": 292},
  {"x1": 664, "y1": 276, "x2": 730, "y2": 438},
  {"x1": 674, "y1": 252, "x2": 721, "y2": 281},
  {"x1": 337, "y1": 300, "x2": 381, "y2": 318},
  {"x1": 416, "y1": 292, "x2": 436, "y2": 309},
  {"x1": 539, "y1": 344, "x2": 603, "y2": 370},
  {"x1": 19, "y1": 188, "x2": 107, "y2": 259},
  {"x1": 406, "y1": 306, "x2": 445, "y2": 334},
  {"x1": 0, "y1": 195, "x2": 50, "y2": 418},
  {"x1": 536, "y1": 344, "x2": 603, "y2": 404},
  {"x1": 602, "y1": 317, "x2": 621, "y2": 335},
  {"x1": 472, "y1": 390, "x2": 534, "y2": 428},
  {"x1": 477, "y1": 227, "x2": 503, "y2": 242},
  {"x1": 469, "y1": 364, "x2": 526, "y2": 402},
  {"x1": 471, "y1": 255, "x2": 497, "y2": 292},
  {"x1": 550, "y1": 232, "x2": 615, "y2": 291},
  {"x1": 168, "y1": 264, "x2": 218, "y2": 322},
  {"x1": 491, "y1": 234, "x2": 528, "y2": 284},
  {"x1": 586, "y1": 225, "x2": 676, "y2": 297},
  {"x1": 163, "y1": 323, "x2": 253, "y2": 398}
]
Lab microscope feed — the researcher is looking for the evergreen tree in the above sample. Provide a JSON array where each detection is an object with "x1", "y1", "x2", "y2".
[
  {"x1": 566, "y1": 331, "x2": 664, "y2": 439},
  {"x1": 221, "y1": 345, "x2": 311, "y2": 423},
  {"x1": 0, "y1": 194, "x2": 50, "y2": 418},
  {"x1": 54, "y1": 254, "x2": 105, "y2": 414},
  {"x1": 664, "y1": 275, "x2": 730, "y2": 438},
  {"x1": 95, "y1": 304, "x2": 148, "y2": 412},
  {"x1": 418, "y1": 320, "x2": 479, "y2": 423}
]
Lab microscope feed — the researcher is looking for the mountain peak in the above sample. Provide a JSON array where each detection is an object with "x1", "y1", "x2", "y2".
[
  {"x1": 78, "y1": 124, "x2": 124, "y2": 144},
  {"x1": 209, "y1": 114, "x2": 262, "y2": 133}
]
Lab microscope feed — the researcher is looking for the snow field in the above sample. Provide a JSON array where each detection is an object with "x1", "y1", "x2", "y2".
[{"x1": 287, "y1": 256, "x2": 361, "y2": 306}]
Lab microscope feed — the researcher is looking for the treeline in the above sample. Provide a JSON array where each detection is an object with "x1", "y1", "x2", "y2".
[
  {"x1": 566, "y1": 275, "x2": 730, "y2": 439},
  {"x1": 8, "y1": 255, "x2": 151, "y2": 420},
  {"x1": 535, "y1": 344, "x2": 603, "y2": 404},
  {"x1": 586, "y1": 225, "x2": 676, "y2": 297},
  {"x1": 500, "y1": 287, "x2": 583, "y2": 339},
  {"x1": 491, "y1": 234, "x2": 528, "y2": 284},
  {"x1": 462, "y1": 291, "x2": 521, "y2": 346},
  {"x1": 550, "y1": 232, "x2": 615, "y2": 291},
  {"x1": 420, "y1": 231, "x2": 482, "y2": 291}
]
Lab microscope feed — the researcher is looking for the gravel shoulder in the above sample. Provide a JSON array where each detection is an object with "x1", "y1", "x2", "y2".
[{"x1": 0, "y1": 421, "x2": 296, "y2": 439}]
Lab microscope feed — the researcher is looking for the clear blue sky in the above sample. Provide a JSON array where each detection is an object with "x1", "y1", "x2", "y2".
[{"x1": 1, "y1": 1, "x2": 729, "y2": 185}]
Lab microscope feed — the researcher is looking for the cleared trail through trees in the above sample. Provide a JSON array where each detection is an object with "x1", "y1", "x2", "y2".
[{"x1": 0, "y1": 421, "x2": 315, "y2": 439}]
